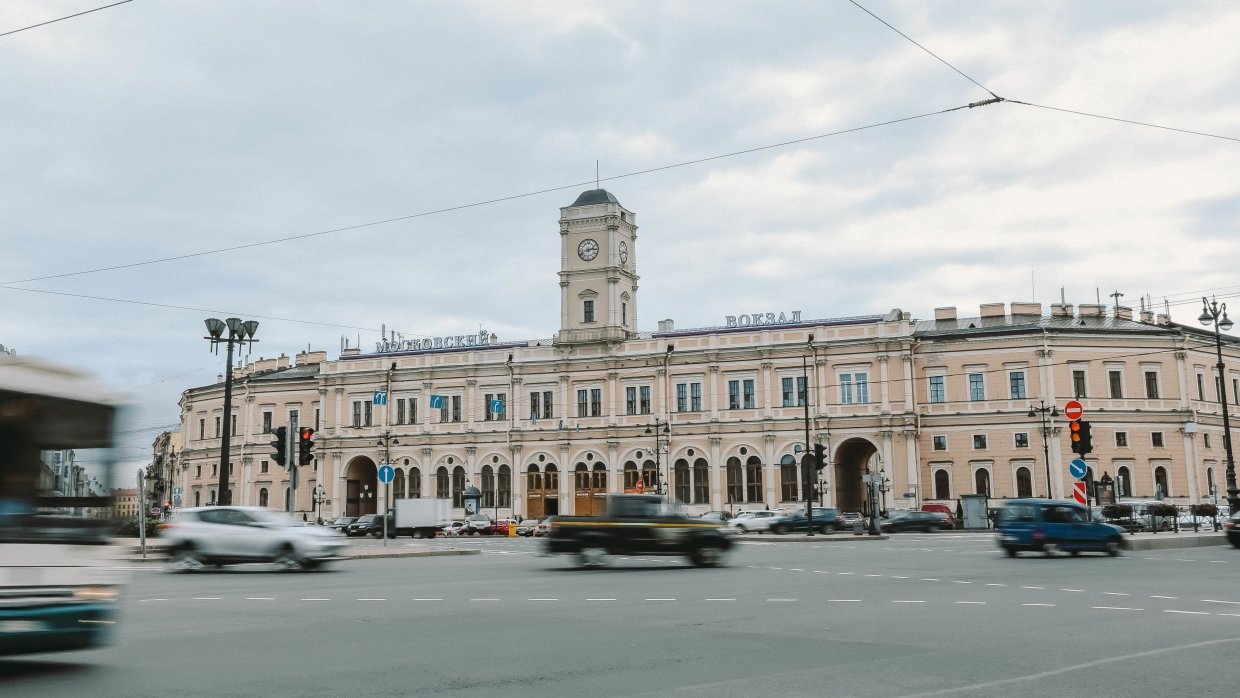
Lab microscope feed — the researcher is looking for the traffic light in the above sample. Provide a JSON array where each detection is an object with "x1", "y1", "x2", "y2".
[
  {"x1": 298, "y1": 427, "x2": 315, "y2": 465},
  {"x1": 271, "y1": 426, "x2": 288, "y2": 467},
  {"x1": 1069, "y1": 420, "x2": 1082, "y2": 454},
  {"x1": 813, "y1": 443, "x2": 827, "y2": 471},
  {"x1": 1077, "y1": 421, "x2": 1093, "y2": 455}
]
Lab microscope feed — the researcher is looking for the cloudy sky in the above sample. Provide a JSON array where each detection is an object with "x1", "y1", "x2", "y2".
[{"x1": 3, "y1": 1, "x2": 1238, "y2": 478}]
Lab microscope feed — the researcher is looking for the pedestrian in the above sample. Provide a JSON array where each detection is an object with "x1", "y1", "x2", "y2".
[{"x1": 302, "y1": 512, "x2": 307, "y2": 522}]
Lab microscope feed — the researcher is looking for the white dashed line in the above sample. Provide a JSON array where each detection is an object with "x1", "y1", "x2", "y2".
[
  {"x1": 1092, "y1": 606, "x2": 1143, "y2": 611},
  {"x1": 1021, "y1": 586, "x2": 1044, "y2": 590},
  {"x1": 139, "y1": 598, "x2": 169, "y2": 602},
  {"x1": 986, "y1": 583, "x2": 1006, "y2": 587},
  {"x1": 789, "y1": 568, "x2": 804, "y2": 572},
  {"x1": 865, "y1": 574, "x2": 883, "y2": 578},
  {"x1": 767, "y1": 598, "x2": 798, "y2": 603},
  {"x1": 1165, "y1": 610, "x2": 1210, "y2": 615},
  {"x1": 1149, "y1": 595, "x2": 1178, "y2": 600},
  {"x1": 952, "y1": 580, "x2": 972, "y2": 584},
  {"x1": 246, "y1": 597, "x2": 274, "y2": 601},
  {"x1": 1103, "y1": 592, "x2": 1131, "y2": 596},
  {"x1": 1022, "y1": 603, "x2": 1056, "y2": 607},
  {"x1": 192, "y1": 597, "x2": 221, "y2": 601},
  {"x1": 892, "y1": 600, "x2": 925, "y2": 604},
  {"x1": 891, "y1": 575, "x2": 909, "y2": 579},
  {"x1": 921, "y1": 578, "x2": 940, "y2": 582},
  {"x1": 955, "y1": 601, "x2": 986, "y2": 605},
  {"x1": 837, "y1": 572, "x2": 855, "y2": 576},
  {"x1": 1060, "y1": 588, "x2": 1084, "y2": 593},
  {"x1": 1203, "y1": 599, "x2": 1240, "y2": 605}
]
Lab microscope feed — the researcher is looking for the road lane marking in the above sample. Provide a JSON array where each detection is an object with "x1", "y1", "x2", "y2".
[
  {"x1": 1102, "y1": 592, "x2": 1131, "y2": 596},
  {"x1": 1174, "y1": 559, "x2": 1195, "y2": 562},
  {"x1": 1060, "y1": 588, "x2": 1084, "y2": 593},
  {"x1": 1092, "y1": 606, "x2": 1143, "y2": 611},
  {"x1": 139, "y1": 598, "x2": 169, "y2": 602},
  {"x1": 789, "y1": 568, "x2": 804, "y2": 572},
  {"x1": 1165, "y1": 610, "x2": 1209, "y2": 615},
  {"x1": 891, "y1": 575, "x2": 909, "y2": 579},
  {"x1": 192, "y1": 597, "x2": 221, "y2": 601},
  {"x1": 1149, "y1": 595, "x2": 1178, "y2": 599},
  {"x1": 1203, "y1": 599, "x2": 1240, "y2": 605},
  {"x1": 246, "y1": 597, "x2": 274, "y2": 601},
  {"x1": 986, "y1": 583, "x2": 1006, "y2": 587},
  {"x1": 955, "y1": 601, "x2": 986, "y2": 605},
  {"x1": 836, "y1": 572, "x2": 854, "y2": 575},
  {"x1": 1022, "y1": 603, "x2": 1055, "y2": 607},
  {"x1": 865, "y1": 574, "x2": 882, "y2": 577},
  {"x1": 301, "y1": 598, "x2": 330, "y2": 601},
  {"x1": 951, "y1": 581, "x2": 972, "y2": 584},
  {"x1": 921, "y1": 578, "x2": 939, "y2": 582},
  {"x1": 1021, "y1": 586, "x2": 1044, "y2": 590},
  {"x1": 587, "y1": 598, "x2": 616, "y2": 601}
]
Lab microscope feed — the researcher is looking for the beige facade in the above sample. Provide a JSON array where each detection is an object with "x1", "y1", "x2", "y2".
[
  {"x1": 176, "y1": 190, "x2": 1240, "y2": 520},
  {"x1": 114, "y1": 489, "x2": 140, "y2": 518}
]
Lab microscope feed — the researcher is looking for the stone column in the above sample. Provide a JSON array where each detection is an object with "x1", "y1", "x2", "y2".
[
  {"x1": 333, "y1": 387, "x2": 344, "y2": 436},
  {"x1": 709, "y1": 366, "x2": 720, "y2": 421},
  {"x1": 607, "y1": 371, "x2": 618, "y2": 426},
  {"x1": 763, "y1": 433, "x2": 777, "y2": 507},
  {"x1": 878, "y1": 355, "x2": 891, "y2": 413},
  {"x1": 761, "y1": 362, "x2": 774, "y2": 419},
  {"x1": 466, "y1": 379, "x2": 477, "y2": 431},
  {"x1": 709, "y1": 437, "x2": 723, "y2": 510}
]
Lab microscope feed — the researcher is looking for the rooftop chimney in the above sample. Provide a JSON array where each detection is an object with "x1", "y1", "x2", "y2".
[
  {"x1": 1078, "y1": 304, "x2": 1105, "y2": 317},
  {"x1": 1010, "y1": 302, "x2": 1042, "y2": 316},
  {"x1": 934, "y1": 307, "x2": 957, "y2": 321},
  {"x1": 1139, "y1": 310, "x2": 1154, "y2": 324},
  {"x1": 979, "y1": 303, "x2": 1006, "y2": 318},
  {"x1": 1051, "y1": 303, "x2": 1073, "y2": 317},
  {"x1": 658, "y1": 319, "x2": 675, "y2": 332},
  {"x1": 1115, "y1": 306, "x2": 1133, "y2": 321}
]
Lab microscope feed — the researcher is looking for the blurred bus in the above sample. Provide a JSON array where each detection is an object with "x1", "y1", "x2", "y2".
[{"x1": 0, "y1": 354, "x2": 125, "y2": 655}]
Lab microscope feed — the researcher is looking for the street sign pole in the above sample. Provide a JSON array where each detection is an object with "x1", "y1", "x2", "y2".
[
  {"x1": 137, "y1": 468, "x2": 146, "y2": 559},
  {"x1": 377, "y1": 464, "x2": 395, "y2": 547},
  {"x1": 287, "y1": 414, "x2": 298, "y2": 516}
]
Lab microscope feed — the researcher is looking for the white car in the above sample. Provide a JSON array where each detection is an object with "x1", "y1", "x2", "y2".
[
  {"x1": 161, "y1": 506, "x2": 347, "y2": 571},
  {"x1": 727, "y1": 510, "x2": 782, "y2": 534}
]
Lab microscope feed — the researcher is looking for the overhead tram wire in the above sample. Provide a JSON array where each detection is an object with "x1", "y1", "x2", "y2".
[
  {"x1": 848, "y1": 0, "x2": 1001, "y2": 100},
  {"x1": 0, "y1": 0, "x2": 135, "y2": 39},
  {"x1": 1006, "y1": 100, "x2": 1240, "y2": 144},
  {"x1": 0, "y1": 102, "x2": 992, "y2": 289}
]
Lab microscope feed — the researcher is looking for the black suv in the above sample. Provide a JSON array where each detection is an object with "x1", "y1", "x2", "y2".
[
  {"x1": 771, "y1": 508, "x2": 845, "y2": 534},
  {"x1": 346, "y1": 514, "x2": 385, "y2": 537}
]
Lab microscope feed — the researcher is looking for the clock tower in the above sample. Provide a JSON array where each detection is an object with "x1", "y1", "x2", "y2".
[{"x1": 556, "y1": 189, "x2": 639, "y2": 345}]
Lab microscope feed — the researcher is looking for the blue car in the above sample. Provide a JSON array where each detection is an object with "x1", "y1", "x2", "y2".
[{"x1": 996, "y1": 499, "x2": 1125, "y2": 557}]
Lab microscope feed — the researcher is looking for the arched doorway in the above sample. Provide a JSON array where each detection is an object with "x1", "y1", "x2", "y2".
[
  {"x1": 526, "y1": 462, "x2": 560, "y2": 519},
  {"x1": 345, "y1": 456, "x2": 378, "y2": 517},
  {"x1": 833, "y1": 438, "x2": 878, "y2": 513},
  {"x1": 573, "y1": 460, "x2": 607, "y2": 516}
]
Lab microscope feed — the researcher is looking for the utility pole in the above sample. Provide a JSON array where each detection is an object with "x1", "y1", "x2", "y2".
[{"x1": 802, "y1": 334, "x2": 815, "y2": 536}]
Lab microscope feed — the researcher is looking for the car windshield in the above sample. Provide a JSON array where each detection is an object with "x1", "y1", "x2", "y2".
[
  {"x1": 248, "y1": 509, "x2": 298, "y2": 526},
  {"x1": 333, "y1": 518, "x2": 354, "y2": 525}
]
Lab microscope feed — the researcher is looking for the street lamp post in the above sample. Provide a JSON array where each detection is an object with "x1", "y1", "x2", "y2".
[
  {"x1": 203, "y1": 317, "x2": 258, "y2": 506},
  {"x1": 377, "y1": 432, "x2": 399, "y2": 544},
  {"x1": 802, "y1": 334, "x2": 815, "y2": 537},
  {"x1": 644, "y1": 420, "x2": 670, "y2": 497},
  {"x1": 1198, "y1": 297, "x2": 1238, "y2": 515},
  {"x1": 312, "y1": 483, "x2": 326, "y2": 525},
  {"x1": 1027, "y1": 401, "x2": 1059, "y2": 499}
]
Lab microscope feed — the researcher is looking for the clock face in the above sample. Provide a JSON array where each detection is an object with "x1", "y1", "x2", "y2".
[
  {"x1": 619, "y1": 241, "x2": 629, "y2": 264},
  {"x1": 578, "y1": 238, "x2": 599, "y2": 261}
]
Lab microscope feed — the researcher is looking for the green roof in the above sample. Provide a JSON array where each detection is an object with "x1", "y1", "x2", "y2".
[{"x1": 569, "y1": 189, "x2": 620, "y2": 207}]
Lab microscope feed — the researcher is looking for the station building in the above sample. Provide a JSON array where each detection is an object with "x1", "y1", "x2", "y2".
[{"x1": 175, "y1": 190, "x2": 1240, "y2": 521}]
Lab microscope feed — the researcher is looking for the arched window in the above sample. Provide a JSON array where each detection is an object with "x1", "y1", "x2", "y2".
[
  {"x1": 498, "y1": 465, "x2": 511, "y2": 507},
  {"x1": 693, "y1": 458, "x2": 709, "y2": 504},
  {"x1": 623, "y1": 461, "x2": 640, "y2": 490},
  {"x1": 934, "y1": 469, "x2": 950, "y2": 500},
  {"x1": 592, "y1": 463, "x2": 607, "y2": 492},
  {"x1": 574, "y1": 463, "x2": 590, "y2": 495},
  {"x1": 193, "y1": 490, "x2": 201, "y2": 508},
  {"x1": 1207, "y1": 467, "x2": 1216, "y2": 498},
  {"x1": 527, "y1": 464, "x2": 542, "y2": 491},
  {"x1": 283, "y1": 487, "x2": 289, "y2": 511},
  {"x1": 1016, "y1": 467, "x2": 1033, "y2": 498},
  {"x1": 208, "y1": 489, "x2": 216, "y2": 506},
  {"x1": 393, "y1": 468, "x2": 406, "y2": 500},
  {"x1": 1117, "y1": 466, "x2": 1132, "y2": 497},
  {"x1": 726, "y1": 457, "x2": 743, "y2": 505},
  {"x1": 409, "y1": 467, "x2": 422, "y2": 499},
  {"x1": 544, "y1": 464, "x2": 559, "y2": 494},
  {"x1": 746, "y1": 456, "x2": 763, "y2": 503},
  {"x1": 436, "y1": 467, "x2": 450, "y2": 499},
  {"x1": 452, "y1": 466, "x2": 466, "y2": 507},
  {"x1": 673, "y1": 458, "x2": 690, "y2": 503},
  {"x1": 1154, "y1": 466, "x2": 1170, "y2": 497},
  {"x1": 642, "y1": 459, "x2": 658, "y2": 492},
  {"x1": 481, "y1": 465, "x2": 495, "y2": 508},
  {"x1": 258, "y1": 487, "x2": 269, "y2": 508},
  {"x1": 779, "y1": 454, "x2": 799, "y2": 502},
  {"x1": 974, "y1": 469, "x2": 990, "y2": 496}
]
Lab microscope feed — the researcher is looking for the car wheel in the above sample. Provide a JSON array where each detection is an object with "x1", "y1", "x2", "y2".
[
  {"x1": 772, "y1": 525, "x2": 788, "y2": 535},
  {"x1": 690, "y1": 545, "x2": 726, "y2": 568},
  {"x1": 273, "y1": 546, "x2": 305, "y2": 571},
  {"x1": 1230, "y1": 536, "x2": 1240, "y2": 550},
  {"x1": 817, "y1": 524, "x2": 831, "y2": 534},
  {"x1": 1003, "y1": 546, "x2": 1017, "y2": 558},
  {"x1": 578, "y1": 545, "x2": 608, "y2": 569},
  {"x1": 167, "y1": 544, "x2": 203, "y2": 573},
  {"x1": 1069, "y1": 549, "x2": 1081, "y2": 557},
  {"x1": 1042, "y1": 542, "x2": 1060, "y2": 557},
  {"x1": 736, "y1": 525, "x2": 747, "y2": 534},
  {"x1": 1106, "y1": 538, "x2": 1123, "y2": 557}
]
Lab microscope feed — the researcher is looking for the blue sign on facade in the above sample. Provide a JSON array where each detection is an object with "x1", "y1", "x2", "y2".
[{"x1": 378, "y1": 464, "x2": 395, "y2": 484}]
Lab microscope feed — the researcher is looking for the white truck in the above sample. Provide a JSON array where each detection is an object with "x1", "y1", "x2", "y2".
[{"x1": 389, "y1": 499, "x2": 452, "y2": 539}]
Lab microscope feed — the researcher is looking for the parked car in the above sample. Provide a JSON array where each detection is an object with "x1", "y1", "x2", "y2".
[
  {"x1": 920, "y1": 503, "x2": 956, "y2": 528},
  {"x1": 996, "y1": 499, "x2": 1125, "y2": 557},
  {"x1": 491, "y1": 519, "x2": 513, "y2": 536},
  {"x1": 841, "y1": 511, "x2": 864, "y2": 528},
  {"x1": 441, "y1": 521, "x2": 467, "y2": 537},
  {"x1": 770, "y1": 508, "x2": 846, "y2": 534},
  {"x1": 881, "y1": 510, "x2": 950, "y2": 533},
  {"x1": 464, "y1": 514, "x2": 493, "y2": 535},
  {"x1": 161, "y1": 506, "x2": 347, "y2": 571},
  {"x1": 346, "y1": 514, "x2": 386, "y2": 537},
  {"x1": 1225, "y1": 512, "x2": 1240, "y2": 548},
  {"x1": 698, "y1": 511, "x2": 733, "y2": 523},
  {"x1": 327, "y1": 516, "x2": 356, "y2": 534},
  {"x1": 534, "y1": 518, "x2": 552, "y2": 537},
  {"x1": 515, "y1": 520, "x2": 540, "y2": 537},
  {"x1": 727, "y1": 510, "x2": 782, "y2": 533}
]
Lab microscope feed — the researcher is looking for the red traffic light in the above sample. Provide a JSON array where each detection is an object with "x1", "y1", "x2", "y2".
[{"x1": 299, "y1": 427, "x2": 314, "y2": 441}]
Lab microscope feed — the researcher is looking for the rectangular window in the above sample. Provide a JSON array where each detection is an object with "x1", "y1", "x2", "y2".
[
  {"x1": 353, "y1": 401, "x2": 362, "y2": 427},
  {"x1": 230, "y1": 414, "x2": 237, "y2": 437},
  {"x1": 968, "y1": 373, "x2": 985, "y2": 401},
  {"x1": 677, "y1": 383, "x2": 688, "y2": 412},
  {"x1": 214, "y1": 416, "x2": 221, "y2": 438},
  {"x1": 1152, "y1": 431, "x2": 1164, "y2": 448},
  {"x1": 1205, "y1": 433, "x2": 1212, "y2": 448},
  {"x1": 583, "y1": 299, "x2": 595, "y2": 323},
  {"x1": 542, "y1": 391, "x2": 554, "y2": 419},
  {"x1": 397, "y1": 399, "x2": 406, "y2": 425},
  {"x1": 690, "y1": 382, "x2": 702, "y2": 412},
  {"x1": 262, "y1": 412, "x2": 272, "y2": 434},
  {"x1": 855, "y1": 373, "x2": 868, "y2": 403},
  {"x1": 315, "y1": 407, "x2": 321, "y2": 431},
  {"x1": 577, "y1": 389, "x2": 588, "y2": 418},
  {"x1": 781, "y1": 376, "x2": 807, "y2": 407},
  {"x1": 261, "y1": 460, "x2": 269, "y2": 474},
  {"x1": 928, "y1": 376, "x2": 945, "y2": 403},
  {"x1": 840, "y1": 374, "x2": 853, "y2": 404},
  {"x1": 1009, "y1": 371, "x2": 1026, "y2": 400},
  {"x1": 932, "y1": 435, "x2": 947, "y2": 451},
  {"x1": 728, "y1": 380, "x2": 741, "y2": 410},
  {"x1": 1109, "y1": 370, "x2": 1124, "y2": 399},
  {"x1": 742, "y1": 379, "x2": 755, "y2": 409},
  {"x1": 198, "y1": 418, "x2": 205, "y2": 440},
  {"x1": 196, "y1": 465, "x2": 201, "y2": 478},
  {"x1": 530, "y1": 392, "x2": 541, "y2": 419},
  {"x1": 1072, "y1": 370, "x2": 1087, "y2": 399},
  {"x1": 622, "y1": 303, "x2": 627, "y2": 325},
  {"x1": 626, "y1": 387, "x2": 637, "y2": 416},
  {"x1": 451, "y1": 395, "x2": 461, "y2": 422},
  {"x1": 639, "y1": 386, "x2": 651, "y2": 415},
  {"x1": 1144, "y1": 371, "x2": 1160, "y2": 399},
  {"x1": 483, "y1": 392, "x2": 505, "y2": 421},
  {"x1": 972, "y1": 434, "x2": 987, "y2": 450},
  {"x1": 289, "y1": 409, "x2": 298, "y2": 428},
  {"x1": 1115, "y1": 431, "x2": 1128, "y2": 447},
  {"x1": 782, "y1": 377, "x2": 794, "y2": 407},
  {"x1": 1197, "y1": 374, "x2": 1206, "y2": 401},
  {"x1": 1014, "y1": 432, "x2": 1029, "y2": 448},
  {"x1": 590, "y1": 388, "x2": 602, "y2": 417}
]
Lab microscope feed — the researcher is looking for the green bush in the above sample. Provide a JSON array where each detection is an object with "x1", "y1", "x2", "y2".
[
  {"x1": 1102, "y1": 504, "x2": 1133, "y2": 519},
  {"x1": 113, "y1": 516, "x2": 162, "y2": 538},
  {"x1": 1191, "y1": 503, "x2": 1219, "y2": 517},
  {"x1": 1146, "y1": 503, "x2": 1178, "y2": 518}
]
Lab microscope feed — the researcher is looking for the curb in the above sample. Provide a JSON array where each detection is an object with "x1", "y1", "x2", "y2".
[
  {"x1": 116, "y1": 547, "x2": 482, "y2": 563},
  {"x1": 735, "y1": 534, "x2": 890, "y2": 542},
  {"x1": 1123, "y1": 536, "x2": 1230, "y2": 552}
]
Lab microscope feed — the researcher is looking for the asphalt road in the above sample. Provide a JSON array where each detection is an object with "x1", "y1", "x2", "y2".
[{"x1": 4, "y1": 532, "x2": 1240, "y2": 697}]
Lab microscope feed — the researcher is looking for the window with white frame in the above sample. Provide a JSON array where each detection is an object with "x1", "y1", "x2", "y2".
[
  {"x1": 1072, "y1": 368, "x2": 1087, "y2": 398},
  {"x1": 1014, "y1": 432, "x2": 1029, "y2": 448},
  {"x1": 676, "y1": 381, "x2": 702, "y2": 412},
  {"x1": 577, "y1": 389, "x2": 588, "y2": 418},
  {"x1": 1109, "y1": 369, "x2": 1124, "y2": 399},
  {"x1": 583, "y1": 299, "x2": 595, "y2": 323},
  {"x1": 1144, "y1": 370, "x2": 1160, "y2": 399},
  {"x1": 483, "y1": 392, "x2": 506, "y2": 421},
  {"x1": 352, "y1": 400, "x2": 373, "y2": 427},
  {"x1": 972, "y1": 434, "x2": 987, "y2": 450},
  {"x1": 839, "y1": 372, "x2": 868, "y2": 404},
  {"x1": 781, "y1": 376, "x2": 807, "y2": 407},
  {"x1": 928, "y1": 375, "x2": 945, "y2": 403},
  {"x1": 932, "y1": 435, "x2": 947, "y2": 451},
  {"x1": 530, "y1": 390, "x2": 554, "y2": 420},
  {"x1": 1008, "y1": 370, "x2": 1027, "y2": 399},
  {"x1": 1197, "y1": 372, "x2": 1206, "y2": 401},
  {"x1": 727, "y1": 378, "x2": 755, "y2": 409},
  {"x1": 438, "y1": 396, "x2": 462, "y2": 423},
  {"x1": 262, "y1": 411, "x2": 272, "y2": 433},
  {"x1": 968, "y1": 373, "x2": 985, "y2": 401},
  {"x1": 1115, "y1": 431, "x2": 1128, "y2": 447},
  {"x1": 575, "y1": 387, "x2": 601, "y2": 417}
]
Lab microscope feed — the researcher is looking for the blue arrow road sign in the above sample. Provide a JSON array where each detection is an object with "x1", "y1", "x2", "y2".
[
  {"x1": 378, "y1": 464, "x2": 395, "y2": 484},
  {"x1": 1069, "y1": 458, "x2": 1088, "y2": 480}
]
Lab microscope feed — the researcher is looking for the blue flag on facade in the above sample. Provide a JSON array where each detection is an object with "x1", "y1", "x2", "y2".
[{"x1": 429, "y1": 395, "x2": 444, "y2": 409}]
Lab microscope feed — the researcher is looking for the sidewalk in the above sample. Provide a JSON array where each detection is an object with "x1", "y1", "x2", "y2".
[
  {"x1": 113, "y1": 537, "x2": 481, "y2": 563},
  {"x1": 733, "y1": 532, "x2": 890, "y2": 542}
]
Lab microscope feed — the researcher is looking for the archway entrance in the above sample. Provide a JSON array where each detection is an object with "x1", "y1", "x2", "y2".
[
  {"x1": 345, "y1": 456, "x2": 378, "y2": 517},
  {"x1": 833, "y1": 438, "x2": 878, "y2": 514},
  {"x1": 573, "y1": 462, "x2": 607, "y2": 515},
  {"x1": 525, "y1": 464, "x2": 559, "y2": 519}
]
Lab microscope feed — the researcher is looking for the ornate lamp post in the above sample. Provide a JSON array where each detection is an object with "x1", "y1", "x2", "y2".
[
  {"x1": 203, "y1": 317, "x2": 258, "y2": 506},
  {"x1": 1198, "y1": 297, "x2": 1237, "y2": 515},
  {"x1": 312, "y1": 483, "x2": 327, "y2": 525},
  {"x1": 644, "y1": 420, "x2": 670, "y2": 497},
  {"x1": 1027, "y1": 401, "x2": 1059, "y2": 499}
]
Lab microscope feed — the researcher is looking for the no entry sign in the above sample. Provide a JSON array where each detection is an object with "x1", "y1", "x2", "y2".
[{"x1": 1064, "y1": 400, "x2": 1083, "y2": 421}]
